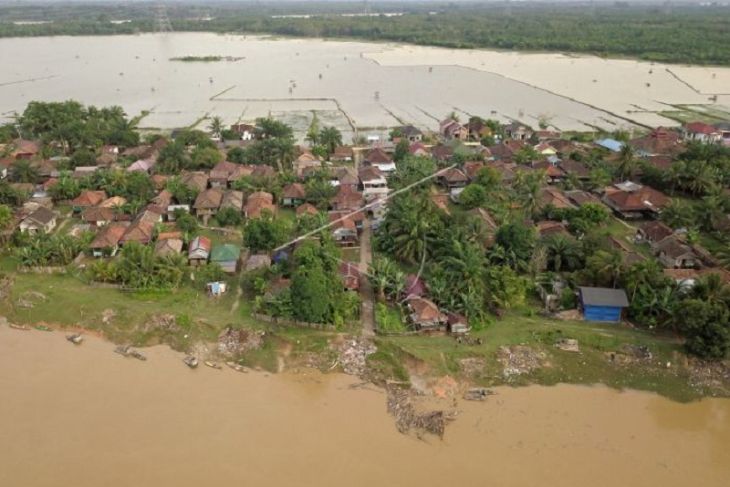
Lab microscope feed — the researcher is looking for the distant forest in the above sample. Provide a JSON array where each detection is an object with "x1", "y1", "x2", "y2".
[{"x1": 1, "y1": 2, "x2": 730, "y2": 65}]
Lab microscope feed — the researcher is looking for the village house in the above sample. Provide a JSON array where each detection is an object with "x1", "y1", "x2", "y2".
[
  {"x1": 628, "y1": 127, "x2": 682, "y2": 157},
  {"x1": 331, "y1": 186, "x2": 363, "y2": 212},
  {"x1": 683, "y1": 121, "x2": 722, "y2": 144},
  {"x1": 653, "y1": 235, "x2": 700, "y2": 269},
  {"x1": 409, "y1": 141, "x2": 430, "y2": 157},
  {"x1": 89, "y1": 223, "x2": 128, "y2": 257},
  {"x1": 439, "y1": 167, "x2": 469, "y2": 190},
  {"x1": 296, "y1": 203, "x2": 319, "y2": 218},
  {"x1": 439, "y1": 118, "x2": 468, "y2": 140},
  {"x1": 220, "y1": 190, "x2": 244, "y2": 213},
  {"x1": 334, "y1": 167, "x2": 359, "y2": 191},
  {"x1": 364, "y1": 147, "x2": 396, "y2": 173},
  {"x1": 100, "y1": 196, "x2": 127, "y2": 209},
  {"x1": 10, "y1": 139, "x2": 40, "y2": 160},
  {"x1": 446, "y1": 313, "x2": 469, "y2": 335},
  {"x1": 536, "y1": 220, "x2": 571, "y2": 238},
  {"x1": 532, "y1": 161, "x2": 565, "y2": 183},
  {"x1": 127, "y1": 159, "x2": 155, "y2": 174},
  {"x1": 404, "y1": 274, "x2": 426, "y2": 299},
  {"x1": 466, "y1": 118, "x2": 493, "y2": 141},
  {"x1": 558, "y1": 160, "x2": 591, "y2": 181},
  {"x1": 193, "y1": 188, "x2": 224, "y2": 224},
  {"x1": 293, "y1": 150, "x2": 321, "y2": 177},
  {"x1": 330, "y1": 146, "x2": 354, "y2": 163},
  {"x1": 564, "y1": 189, "x2": 601, "y2": 207},
  {"x1": 281, "y1": 183, "x2": 306, "y2": 207},
  {"x1": 209, "y1": 161, "x2": 242, "y2": 188},
  {"x1": 154, "y1": 237, "x2": 183, "y2": 257},
  {"x1": 338, "y1": 262, "x2": 361, "y2": 291},
  {"x1": 188, "y1": 236, "x2": 212, "y2": 266},
  {"x1": 396, "y1": 125, "x2": 424, "y2": 143},
  {"x1": 602, "y1": 182, "x2": 670, "y2": 219},
  {"x1": 405, "y1": 296, "x2": 447, "y2": 331},
  {"x1": 578, "y1": 287, "x2": 629, "y2": 323},
  {"x1": 119, "y1": 220, "x2": 154, "y2": 246},
  {"x1": 358, "y1": 166, "x2": 388, "y2": 199},
  {"x1": 430, "y1": 144, "x2": 454, "y2": 162},
  {"x1": 180, "y1": 171, "x2": 209, "y2": 193},
  {"x1": 539, "y1": 187, "x2": 575, "y2": 210},
  {"x1": 244, "y1": 191, "x2": 276, "y2": 219},
  {"x1": 329, "y1": 211, "x2": 360, "y2": 246},
  {"x1": 503, "y1": 122, "x2": 533, "y2": 141},
  {"x1": 82, "y1": 206, "x2": 117, "y2": 227},
  {"x1": 210, "y1": 244, "x2": 241, "y2": 273},
  {"x1": 230, "y1": 123, "x2": 256, "y2": 141},
  {"x1": 19, "y1": 207, "x2": 56, "y2": 234},
  {"x1": 635, "y1": 221, "x2": 674, "y2": 245},
  {"x1": 71, "y1": 190, "x2": 107, "y2": 212}
]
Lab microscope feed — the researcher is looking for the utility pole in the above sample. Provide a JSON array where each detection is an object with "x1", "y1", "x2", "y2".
[{"x1": 155, "y1": 4, "x2": 173, "y2": 33}]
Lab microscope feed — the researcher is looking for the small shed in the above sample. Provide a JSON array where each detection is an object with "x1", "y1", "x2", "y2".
[
  {"x1": 210, "y1": 244, "x2": 241, "y2": 274},
  {"x1": 578, "y1": 287, "x2": 629, "y2": 323}
]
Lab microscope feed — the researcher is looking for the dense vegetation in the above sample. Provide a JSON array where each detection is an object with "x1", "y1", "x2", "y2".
[{"x1": 1, "y1": 3, "x2": 729, "y2": 65}]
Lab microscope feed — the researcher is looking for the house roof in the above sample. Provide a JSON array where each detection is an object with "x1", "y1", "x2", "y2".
[
  {"x1": 339, "y1": 261, "x2": 361, "y2": 290},
  {"x1": 365, "y1": 147, "x2": 392, "y2": 164},
  {"x1": 24, "y1": 207, "x2": 55, "y2": 226},
  {"x1": 532, "y1": 161, "x2": 565, "y2": 178},
  {"x1": 180, "y1": 171, "x2": 209, "y2": 193},
  {"x1": 245, "y1": 191, "x2": 276, "y2": 218},
  {"x1": 89, "y1": 223, "x2": 128, "y2": 249},
  {"x1": 564, "y1": 190, "x2": 600, "y2": 206},
  {"x1": 332, "y1": 146, "x2": 354, "y2": 158},
  {"x1": 654, "y1": 235, "x2": 696, "y2": 260},
  {"x1": 559, "y1": 159, "x2": 590, "y2": 178},
  {"x1": 189, "y1": 236, "x2": 212, "y2": 254},
  {"x1": 628, "y1": 128, "x2": 681, "y2": 155},
  {"x1": 72, "y1": 190, "x2": 107, "y2": 207},
  {"x1": 245, "y1": 253, "x2": 272, "y2": 271},
  {"x1": 406, "y1": 296, "x2": 445, "y2": 323},
  {"x1": 604, "y1": 185, "x2": 670, "y2": 212},
  {"x1": 430, "y1": 145, "x2": 454, "y2": 161},
  {"x1": 296, "y1": 203, "x2": 319, "y2": 217},
  {"x1": 640, "y1": 221, "x2": 673, "y2": 242},
  {"x1": 194, "y1": 188, "x2": 224, "y2": 209},
  {"x1": 220, "y1": 190, "x2": 244, "y2": 210},
  {"x1": 685, "y1": 121, "x2": 718, "y2": 135},
  {"x1": 409, "y1": 141, "x2": 429, "y2": 155},
  {"x1": 463, "y1": 161, "x2": 485, "y2": 180},
  {"x1": 210, "y1": 244, "x2": 241, "y2": 262},
  {"x1": 595, "y1": 138, "x2": 624, "y2": 152},
  {"x1": 536, "y1": 220, "x2": 569, "y2": 237},
  {"x1": 540, "y1": 187, "x2": 575, "y2": 209},
  {"x1": 99, "y1": 196, "x2": 127, "y2": 208},
  {"x1": 11, "y1": 139, "x2": 40, "y2": 156},
  {"x1": 579, "y1": 287, "x2": 629, "y2": 307},
  {"x1": 283, "y1": 183, "x2": 306, "y2": 199},
  {"x1": 441, "y1": 167, "x2": 468, "y2": 183},
  {"x1": 82, "y1": 206, "x2": 116, "y2": 223},
  {"x1": 399, "y1": 125, "x2": 423, "y2": 138},
  {"x1": 404, "y1": 274, "x2": 426, "y2": 297},
  {"x1": 121, "y1": 220, "x2": 154, "y2": 244},
  {"x1": 358, "y1": 165, "x2": 384, "y2": 183},
  {"x1": 154, "y1": 238, "x2": 183, "y2": 257},
  {"x1": 332, "y1": 186, "x2": 363, "y2": 210}
]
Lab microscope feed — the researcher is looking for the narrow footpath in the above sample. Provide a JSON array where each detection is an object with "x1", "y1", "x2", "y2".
[{"x1": 359, "y1": 218, "x2": 375, "y2": 337}]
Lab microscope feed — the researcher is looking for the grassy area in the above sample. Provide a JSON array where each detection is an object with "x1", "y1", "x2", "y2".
[
  {"x1": 372, "y1": 308, "x2": 708, "y2": 401},
  {"x1": 374, "y1": 302, "x2": 408, "y2": 333},
  {"x1": 1, "y1": 271, "x2": 249, "y2": 346}
]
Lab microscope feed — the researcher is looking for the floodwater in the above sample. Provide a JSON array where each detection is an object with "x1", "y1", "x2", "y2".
[
  {"x1": 2, "y1": 33, "x2": 728, "y2": 140},
  {"x1": 1, "y1": 326, "x2": 728, "y2": 487}
]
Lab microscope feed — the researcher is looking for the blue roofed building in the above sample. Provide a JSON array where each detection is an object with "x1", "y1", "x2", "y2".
[
  {"x1": 595, "y1": 138, "x2": 624, "y2": 153},
  {"x1": 578, "y1": 287, "x2": 629, "y2": 323}
]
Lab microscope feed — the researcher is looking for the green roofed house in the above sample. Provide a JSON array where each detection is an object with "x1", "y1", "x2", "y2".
[{"x1": 210, "y1": 244, "x2": 241, "y2": 274}]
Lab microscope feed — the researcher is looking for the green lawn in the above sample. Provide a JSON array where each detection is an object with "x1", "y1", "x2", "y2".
[{"x1": 374, "y1": 308, "x2": 704, "y2": 401}]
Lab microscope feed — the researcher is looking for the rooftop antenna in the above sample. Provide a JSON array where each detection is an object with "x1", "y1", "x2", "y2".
[{"x1": 155, "y1": 3, "x2": 173, "y2": 33}]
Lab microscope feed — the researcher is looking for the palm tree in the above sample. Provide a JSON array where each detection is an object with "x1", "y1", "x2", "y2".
[
  {"x1": 692, "y1": 273, "x2": 730, "y2": 307},
  {"x1": 543, "y1": 235, "x2": 582, "y2": 272},
  {"x1": 208, "y1": 116, "x2": 224, "y2": 139},
  {"x1": 11, "y1": 160, "x2": 39, "y2": 183},
  {"x1": 319, "y1": 126, "x2": 343, "y2": 156},
  {"x1": 661, "y1": 199, "x2": 695, "y2": 230},
  {"x1": 616, "y1": 144, "x2": 638, "y2": 181},
  {"x1": 587, "y1": 249, "x2": 624, "y2": 288}
]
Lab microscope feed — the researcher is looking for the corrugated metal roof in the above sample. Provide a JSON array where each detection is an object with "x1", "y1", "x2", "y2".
[{"x1": 579, "y1": 287, "x2": 629, "y2": 307}]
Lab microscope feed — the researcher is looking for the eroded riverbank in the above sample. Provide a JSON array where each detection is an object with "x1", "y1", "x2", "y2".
[{"x1": 1, "y1": 326, "x2": 728, "y2": 487}]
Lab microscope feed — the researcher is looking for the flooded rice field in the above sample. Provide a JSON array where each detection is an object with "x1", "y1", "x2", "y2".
[
  {"x1": 1, "y1": 326, "x2": 728, "y2": 487},
  {"x1": 2, "y1": 33, "x2": 729, "y2": 140}
]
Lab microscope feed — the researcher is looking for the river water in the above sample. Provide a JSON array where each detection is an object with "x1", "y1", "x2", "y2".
[
  {"x1": 2, "y1": 33, "x2": 728, "y2": 139},
  {"x1": 0, "y1": 326, "x2": 728, "y2": 487}
]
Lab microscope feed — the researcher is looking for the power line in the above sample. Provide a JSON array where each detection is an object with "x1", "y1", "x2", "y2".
[{"x1": 272, "y1": 164, "x2": 457, "y2": 253}]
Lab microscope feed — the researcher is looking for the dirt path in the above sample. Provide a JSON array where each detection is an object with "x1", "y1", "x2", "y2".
[
  {"x1": 359, "y1": 218, "x2": 375, "y2": 337},
  {"x1": 230, "y1": 285, "x2": 243, "y2": 314}
]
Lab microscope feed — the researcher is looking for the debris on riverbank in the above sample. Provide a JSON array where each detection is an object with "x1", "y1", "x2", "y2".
[
  {"x1": 386, "y1": 384, "x2": 454, "y2": 439},
  {"x1": 336, "y1": 338, "x2": 376, "y2": 376},
  {"x1": 218, "y1": 327, "x2": 264, "y2": 357},
  {"x1": 114, "y1": 345, "x2": 146, "y2": 361},
  {"x1": 497, "y1": 345, "x2": 547, "y2": 379}
]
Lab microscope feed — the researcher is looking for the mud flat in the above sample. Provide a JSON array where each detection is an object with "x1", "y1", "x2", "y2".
[
  {"x1": 0, "y1": 325, "x2": 729, "y2": 487},
  {"x1": 4, "y1": 33, "x2": 726, "y2": 138}
]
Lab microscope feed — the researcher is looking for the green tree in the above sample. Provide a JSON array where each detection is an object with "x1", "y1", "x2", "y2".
[
  {"x1": 458, "y1": 183, "x2": 488, "y2": 209},
  {"x1": 319, "y1": 126, "x2": 343, "y2": 157},
  {"x1": 393, "y1": 138, "x2": 409, "y2": 163},
  {"x1": 208, "y1": 116, "x2": 224, "y2": 138},
  {"x1": 677, "y1": 299, "x2": 730, "y2": 359},
  {"x1": 11, "y1": 160, "x2": 39, "y2": 183}
]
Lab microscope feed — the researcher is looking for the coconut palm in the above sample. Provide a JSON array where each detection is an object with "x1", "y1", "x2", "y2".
[
  {"x1": 542, "y1": 234, "x2": 583, "y2": 272},
  {"x1": 208, "y1": 116, "x2": 224, "y2": 138},
  {"x1": 616, "y1": 144, "x2": 637, "y2": 180},
  {"x1": 319, "y1": 126, "x2": 343, "y2": 156}
]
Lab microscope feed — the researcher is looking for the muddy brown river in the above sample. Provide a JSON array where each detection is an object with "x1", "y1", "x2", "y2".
[{"x1": 0, "y1": 326, "x2": 728, "y2": 487}]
